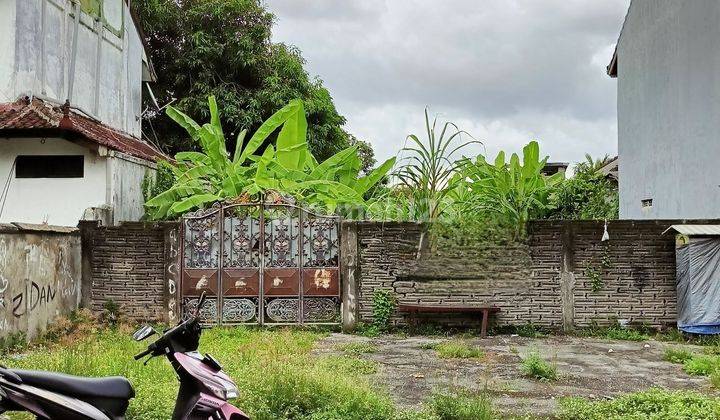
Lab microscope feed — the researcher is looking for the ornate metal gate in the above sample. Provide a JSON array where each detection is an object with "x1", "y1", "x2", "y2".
[{"x1": 180, "y1": 197, "x2": 341, "y2": 325}]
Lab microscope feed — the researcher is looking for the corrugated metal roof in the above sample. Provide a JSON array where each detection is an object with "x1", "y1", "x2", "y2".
[{"x1": 663, "y1": 225, "x2": 720, "y2": 236}]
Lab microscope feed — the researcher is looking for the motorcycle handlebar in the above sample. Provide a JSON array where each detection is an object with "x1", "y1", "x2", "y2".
[{"x1": 134, "y1": 348, "x2": 152, "y2": 360}]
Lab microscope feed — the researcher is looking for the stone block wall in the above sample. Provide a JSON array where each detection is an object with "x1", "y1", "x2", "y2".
[
  {"x1": 353, "y1": 219, "x2": 715, "y2": 330},
  {"x1": 79, "y1": 221, "x2": 178, "y2": 322}
]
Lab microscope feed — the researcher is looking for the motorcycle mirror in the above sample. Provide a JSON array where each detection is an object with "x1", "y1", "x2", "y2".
[
  {"x1": 195, "y1": 292, "x2": 207, "y2": 317},
  {"x1": 132, "y1": 325, "x2": 157, "y2": 341}
]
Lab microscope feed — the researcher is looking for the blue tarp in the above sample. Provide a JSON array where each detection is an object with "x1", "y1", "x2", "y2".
[{"x1": 676, "y1": 237, "x2": 720, "y2": 335}]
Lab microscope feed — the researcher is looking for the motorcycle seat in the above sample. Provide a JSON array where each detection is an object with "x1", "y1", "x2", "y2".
[{"x1": 9, "y1": 369, "x2": 135, "y2": 400}]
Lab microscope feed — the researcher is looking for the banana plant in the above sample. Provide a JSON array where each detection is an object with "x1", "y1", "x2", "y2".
[
  {"x1": 458, "y1": 141, "x2": 564, "y2": 238},
  {"x1": 144, "y1": 97, "x2": 395, "y2": 220}
]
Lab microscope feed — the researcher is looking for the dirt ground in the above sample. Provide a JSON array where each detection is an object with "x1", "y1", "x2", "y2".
[{"x1": 314, "y1": 333, "x2": 714, "y2": 417}]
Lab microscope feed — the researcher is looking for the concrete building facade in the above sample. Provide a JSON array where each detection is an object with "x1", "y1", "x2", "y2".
[
  {"x1": 609, "y1": 0, "x2": 720, "y2": 219},
  {"x1": 0, "y1": 0, "x2": 165, "y2": 227}
]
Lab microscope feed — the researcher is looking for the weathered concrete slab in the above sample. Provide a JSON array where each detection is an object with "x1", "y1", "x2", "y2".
[
  {"x1": 315, "y1": 333, "x2": 712, "y2": 417},
  {"x1": 0, "y1": 230, "x2": 81, "y2": 339}
]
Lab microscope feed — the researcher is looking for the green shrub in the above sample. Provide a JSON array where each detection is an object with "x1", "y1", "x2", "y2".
[
  {"x1": 427, "y1": 390, "x2": 494, "y2": 420},
  {"x1": 683, "y1": 355, "x2": 720, "y2": 376},
  {"x1": 520, "y1": 351, "x2": 557, "y2": 381},
  {"x1": 664, "y1": 347, "x2": 694, "y2": 364},
  {"x1": 337, "y1": 341, "x2": 378, "y2": 356},
  {"x1": 372, "y1": 289, "x2": 396, "y2": 332},
  {"x1": 434, "y1": 340, "x2": 484, "y2": 359},
  {"x1": 558, "y1": 388, "x2": 720, "y2": 419}
]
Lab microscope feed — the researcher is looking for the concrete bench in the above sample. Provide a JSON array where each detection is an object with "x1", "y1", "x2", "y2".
[{"x1": 398, "y1": 304, "x2": 500, "y2": 338}]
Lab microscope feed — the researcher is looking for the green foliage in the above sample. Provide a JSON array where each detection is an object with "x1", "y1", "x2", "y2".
[
  {"x1": 0, "y1": 331, "x2": 27, "y2": 355},
  {"x1": 336, "y1": 341, "x2": 378, "y2": 356},
  {"x1": 316, "y1": 355, "x2": 378, "y2": 375},
  {"x1": 371, "y1": 289, "x2": 397, "y2": 332},
  {"x1": 373, "y1": 109, "x2": 479, "y2": 222},
  {"x1": 144, "y1": 97, "x2": 394, "y2": 219},
  {"x1": 2, "y1": 327, "x2": 403, "y2": 420},
  {"x1": 683, "y1": 355, "x2": 720, "y2": 376},
  {"x1": 141, "y1": 161, "x2": 175, "y2": 204},
  {"x1": 520, "y1": 350, "x2": 558, "y2": 381},
  {"x1": 664, "y1": 347, "x2": 694, "y2": 364},
  {"x1": 558, "y1": 388, "x2": 720, "y2": 420},
  {"x1": 458, "y1": 141, "x2": 564, "y2": 238},
  {"x1": 585, "y1": 264, "x2": 603, "y2": 293},
  {"x1": 134, "y1": 0, "x2": 359, "y2": 161},
  {"x1": 575, "y1": 320, "x2": 651, "y2": 342},
  {"x1": 426, "y1": 390, "x2": 494, "y2": 420},
  {"x1": 549, "y1": 157, "x2": 618, "y2": 220},
  {"x1": 433, "y1": 340, "x2": 485, "y2": 359}
]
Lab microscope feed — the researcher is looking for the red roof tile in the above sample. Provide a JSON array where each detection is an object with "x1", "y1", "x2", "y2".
[{"x1": 0, "y1": 97, "x2": 167, "y2": 162}]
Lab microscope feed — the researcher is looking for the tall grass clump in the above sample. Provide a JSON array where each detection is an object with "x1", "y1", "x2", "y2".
[
  {"x1": 520, "y1": 350, "x2": 557, "y2": 381},
  {"x1": 433, "y1": 340, "x2": 485, "y2": 359},
  {"x1": 426, "y1": 390, "x2": 494, "y2": 420}
]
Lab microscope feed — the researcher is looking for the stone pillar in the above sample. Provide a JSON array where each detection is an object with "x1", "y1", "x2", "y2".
[
  {"x1": 163, "y1": 222, "x2": 182, "y2": 324},
  {"x1": 340, "y1": 221, "x2": 359, "y2": 331},
  {"x1": 560, "y1": 222, "x2": 576, "y2": 332}
]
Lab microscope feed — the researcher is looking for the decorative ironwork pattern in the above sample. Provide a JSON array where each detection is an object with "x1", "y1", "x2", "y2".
[
  {"x1": 223, "y1": 206, "x2": 261, "y2": 268},
  {"x1": 222, "y1": 298, "x2": 257, "y2": 323},
  {"x1": 183, "y1": 297, "x2": 218, "y2": 323},
  {"x1": 265, "y1": 298, "x2": 299, "y2": 322},
  {"x1": 302, "y1": 216, "x2": 339, "y2": 267},
  {"x1": 181, "y1": 199, "x2": 341, "y2": 325},
  {"x1": 264, "y1": 206, "x2": 300, "y2": 268},
  {"x1": 184, "y1": 208, "x2": 220, "y2": 269},
  {"x1": 303, "y1": 298, "x2": 339, "y2": 322}
]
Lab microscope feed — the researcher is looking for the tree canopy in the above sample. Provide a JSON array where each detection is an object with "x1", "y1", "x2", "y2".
[{"x1": 135, "y1": 0, "x2": 371, "y2": 163}]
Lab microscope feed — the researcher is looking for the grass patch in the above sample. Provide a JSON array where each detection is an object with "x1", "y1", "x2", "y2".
[
  {"x1": 317, "y1": 355, "x2": 378, "y2": 375},
  {"x1": 433, "y1": 340, "x2": 484, "y2": 359},
  {"x1": 1, "y1": 327, "x2": 401, "y2": 420},
  {"x1": 558, "y1": 388, "x2": 720, "y2": 419},
  {"x1": 426, "y1": 390, "x2": 494, "y2": 420},
  {"x1": 683, "y1": 355, "x2": 720, "y2": 376},
  {"x1": 336, "y1": 341, "x2": 378, "y2": 356},
  {"x1": 664, "y1": 347, "x2": 694, "y2": 364},
  {"x1": 520, "y1": 350, "x2": 557, "y2": 381},
  {"x1": 576, "y1": 323, "x2": 650, "y2": 342}
]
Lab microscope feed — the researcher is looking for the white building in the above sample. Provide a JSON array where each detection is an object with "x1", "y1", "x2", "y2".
[
  {"x1": 0, "y1": 0, "x2": 165, "y2": 226},
  {"x1": 608, "y1": 0, "x2": 720, "y2": 219}
]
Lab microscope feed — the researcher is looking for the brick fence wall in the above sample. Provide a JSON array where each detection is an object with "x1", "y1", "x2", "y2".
[
  {"x1": 354, "y1": 219, "x2": 718, "y2": 330},
  {"x1": 79, "y1": 221, "x2": 179, "y2": 322}
]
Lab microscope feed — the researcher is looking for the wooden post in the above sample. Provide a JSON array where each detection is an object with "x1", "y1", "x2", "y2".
[{"x1": 340, "y1": 221, "x2": 359, "y2": 331}]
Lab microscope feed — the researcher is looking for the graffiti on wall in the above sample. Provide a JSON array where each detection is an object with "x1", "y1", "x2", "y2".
[
  {"x1": 166, "y1": 227, "x2": 179, "y2": 322},
  {"x1": 0, "y1": 232, "x2": 81, "y2": 338}
]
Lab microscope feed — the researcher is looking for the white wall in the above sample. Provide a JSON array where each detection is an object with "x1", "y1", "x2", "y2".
[
  {"x1": 0, "y1": 138, "x2": 107, "y2": 226},
  {"x1": 617, "y1": 0, "x2": 720, "y2": 219},
  {"x1": 2, "y1": 0, "x2": 144, "y2": 137},
  {"x1": 109, "y1": 153, "x2": 155, "y2": 223}
]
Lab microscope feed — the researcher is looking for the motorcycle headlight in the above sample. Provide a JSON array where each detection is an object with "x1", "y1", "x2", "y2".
[{"x1": 209, "y1": 377, "x2": 239, "y2": 400}]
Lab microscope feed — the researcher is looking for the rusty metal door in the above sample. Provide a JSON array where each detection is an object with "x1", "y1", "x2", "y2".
[{"x1": 180, "y1": 199, "x2": 340, "y2": 325}]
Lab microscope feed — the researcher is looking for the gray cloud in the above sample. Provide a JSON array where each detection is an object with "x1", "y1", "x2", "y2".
[{"x1": 266, "y1": 0, "x2": 630, "y2": 165}]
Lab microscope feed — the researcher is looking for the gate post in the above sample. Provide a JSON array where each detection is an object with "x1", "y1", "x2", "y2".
[
  {"x1": 163, "y1": 222, "x2": 182, "y2": 324},
  {"x1": 340, "y1": 221, "x2": 359, "y2": 331}
]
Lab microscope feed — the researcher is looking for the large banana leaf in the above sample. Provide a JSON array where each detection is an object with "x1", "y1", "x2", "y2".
[
  {"x1": 235, "y1": 100, "x2": 303, "y2": 166},
  {"x1": 354, "y1": 157, "x2": 396, "y2": 194}
]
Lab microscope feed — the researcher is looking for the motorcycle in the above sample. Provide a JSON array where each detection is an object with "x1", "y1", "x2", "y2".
[{"x1": 0, "y1": 292, "x2": 249, "y2": 420}]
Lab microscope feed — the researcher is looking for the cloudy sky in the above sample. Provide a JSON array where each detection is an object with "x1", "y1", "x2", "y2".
[{"x1": 266, "y1": 0, "x2": 631, "y2": 168}]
